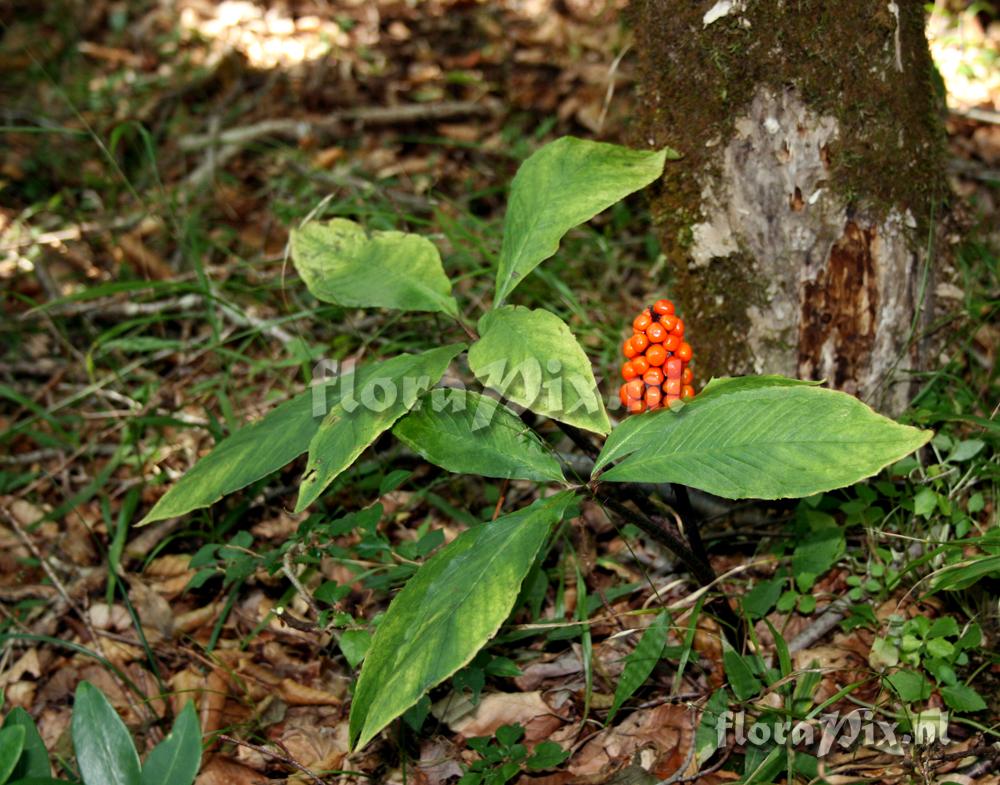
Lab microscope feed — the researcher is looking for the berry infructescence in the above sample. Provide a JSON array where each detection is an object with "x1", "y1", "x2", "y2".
[{"x1": 619, "y1": 298, "x2": 694, "y2": 413}]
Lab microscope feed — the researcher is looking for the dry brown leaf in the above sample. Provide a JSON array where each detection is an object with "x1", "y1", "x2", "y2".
[
  {"x1": 436, "y1": 691, "x2": 556, "y2": 739},
  {"x1": 278, "y1": 678, "x2": 343, "y2": 706},
  {"x1": 196, "y1": 757, "x2": 267, "y2": 785},
  {"x1": 129, "y1": 578, "x2": 175, "y2": 641},
  {"x1": 570, "y1": 703, "x2": 693, "y2": 778},
  {"x1": 201, "y1": 670, "x2": 229, "y2": 736}
]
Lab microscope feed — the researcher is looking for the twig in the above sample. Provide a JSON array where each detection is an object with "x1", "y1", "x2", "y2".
[
  {"x1": 179, "y1": 100, "x2": 499, "y2": 151},
  {"x1": 787, "y1": 594, "x2": 858, "y2": 653},
  {"x1": 217, "y1": 734, "x2": 327, "y2": 785}
]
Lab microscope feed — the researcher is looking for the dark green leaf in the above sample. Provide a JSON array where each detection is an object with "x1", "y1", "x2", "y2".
[
  {"x1": 139, "y1": 701, "x2": 201, "y2": 785},
  {"x1": 0, "y1": 725, "x2": 26, "y2": 785},
  {"x1": 72, "y1": 682, "x2": 141, "y2": 785},
  {"x1": 607, "y1": 611, "x2": 669, "y2": 723},
  {"x1": 494, "y1": 137, "x2": 669, "y2": 304},
  {"x1": 722, "y1": 644, "x2": 763, "y2": 701},
  {"x1": 296, "y1": 345, "x2": 465, "y2": 511},
  {"x1": 940, "y1": 684, "x2": 987, "y2": 713},
  {"x1": 349, "y1": 492, "x2": 575, "y2": 750},
  {"x1": 595, "y1": 377, "x2": 931, "y2": 499},
  {"x1": 885, "y1": 670, "x2": 932, "y2": 703},
  {"x1": 3, "y1": 708, "x2": 49, "y2": 781},
  {"x1": 394, "y1": 390, "x2": 564, "y2": 482},
  {"x1": 140, "y1": 387, "x2": 333, "y2": 524},
  {"x1": 338, "y1": 630, "x2": 371, "y2": 669}
]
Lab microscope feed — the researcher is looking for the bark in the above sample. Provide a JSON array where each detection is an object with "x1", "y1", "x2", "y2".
[{"x1": 631, "y1": 0, "x2": 948, "y2": 414}]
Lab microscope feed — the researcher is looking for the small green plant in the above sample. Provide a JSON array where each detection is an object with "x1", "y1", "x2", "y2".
[
  {"x1": 0, "y1": 682, "x2": 201, "y2": 785},
  {"x1": 459, "y1": 724, "x2": 569, "y2": 785},
  {"x1": 139, "y1": 135, "x2": 933, "y2": 750},
  {"x1": 872, "y1": 615, "x2": 988, "y2": 713}
]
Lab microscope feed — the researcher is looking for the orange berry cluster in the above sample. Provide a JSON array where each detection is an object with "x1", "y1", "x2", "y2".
[{"x1": 619, "y1": 298, "x2": 694, "y2": 413}]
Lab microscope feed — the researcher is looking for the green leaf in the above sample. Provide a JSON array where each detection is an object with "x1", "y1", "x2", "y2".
[
  {"x1": 913, "y1": 487, "x2": 938, "y2": 517},
  {"x1": 929, "y1": 555, "x2": 1000, "y2": 592},
  {"x1": 468, "y1": 307, "x2": 609, "y2": 435},
  {"x1": 694, "y1": 689, "x2": 730, "y2": 765},
  {"x1": 140, "y1": 386, "x2": 334, "y2": 525},
  {"x1": 948, "y1": 439, "x2": 984, "y2": 462},
  {"x1": 928, "y1": 617, "x2": 959, "y2": 639},
  {"x1": 594, "y1": 377, "x2": 932, "y2": 498},
  {"x1": 925, "y1": 638, "x2": 954, "y2": 659},
  {"x1": 0, "y1": 725, "x2": 26, "y2": 785},
  {"x1": 338, "y1": 630, "x2": 372, "y2": 669},
  {"x1": 494, "y1": 137, "x2": 670, "y2": 304},
  {"x1": 869, "y1": 638, "x2": 899, "y2": 670},
  {"x1": 525, "y1": 741, "x2": 569, "y2": 770},
  {"x1": 885, "y1": 670, "x2": 932, "y2": 703},
  {"x1": 2, "y1": 709, "x2": 49, "y2": 781},
  {"x1": 296, "y1": 345, "x2": 465, "y2": 512},
  {"x1": 607, "y1": 611, "x2": 670, "y2": 724},
  {"x1": 791, "y1": 516, "x2": 844, "y2": 592},
  {"x1": 291, "y1": 218, "x2": 458, "y2": 316},
  {"x1": 722, "y1": 643, "x2": 763, "y2": 701},
  {"x1": 394, "y1": 390, "x2": 565, "y2": 483},
  {"x1": 940, "y1": 684, "x2": 987, "y2": 713},
  {"x1": 140, "y1": 702, "x2": 201, "y2": 785},
  {"x1": 349, "y1": 491, "x2": 575, "y2": 750},
  {"x1": 72, "y1": 682, "x2": 141, "y2": 785},
  {"x1": 742, "y1": 577, "x2": 783, "y2": 619}
]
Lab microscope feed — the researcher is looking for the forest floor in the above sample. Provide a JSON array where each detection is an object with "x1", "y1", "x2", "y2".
[{"x1": 1, "y1": 2, "x2": 999, "y2": 784}]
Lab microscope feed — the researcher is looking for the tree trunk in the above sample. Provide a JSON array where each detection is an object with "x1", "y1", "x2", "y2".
[{"x1": 631, "y1": 0, "x2": 947, "y2": 414}]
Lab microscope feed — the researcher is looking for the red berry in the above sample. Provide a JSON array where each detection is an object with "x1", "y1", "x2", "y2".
[
  {"x1": 682, "y1": 384, "x2": 696, "y2": 400},
  {"x1": 622, "y1": 361, "x2": 637, "y2": 381},
  {"x1": 663, "y1": 334, "x2": 680, "y2": 352},
  {"x1": 633, "y1": 311, "x2": 652, "y2": 332},
  {"x1": 619, "y1": 384, "x2": 629, "y2": 406},
  {"x1": 625, "y1": 379, "x2": 645, "y2": 400},
  {"x1": 672, "y1": 318, "x2": 685, "y2": 337},
  {"x1": 653, "y1": 299, "x2": 675, "y2": 316},
  {"x1": 659, "y1": 314, "x2": 678, "y2": 332},
  {"x1": 645, "y1": 386, "x2": 662, "y2": 410},
  {"x1": 643, "y1": 367, "x2": 664, "y2": 386},
  {"x1": 665, "y1": 378, "x2": 681, "y2": 396},
  {"x1": 646, "y1": 322, "x2": 667, "y2": 343},
  {"x1": 665, "y1": 357, "x2": 683, "y2": 379},
  {"x1": 628, "y1": 397, "x2": 645, "y2": 413},
  {"x1": 632, "y1": 332, "x2": 650, "y2": 352},
  {"x1": 632, "y1": 356, "x2": 650, "y2": 375},
  {"x1": 682, "y1": 367, "x2": 693, "y2": 385},
  {"x1": 677, "y1": 342, "x2": 693, "y2": 362},
  {"x1": 623, "y1": 338, "x2": 637, "y2": 358},
  {"x1": 645, "y1": 344, "x2": 667, "y2": 367},
  {"x1": 665, "y1": 394, "x2": 680, "y2": 406}
]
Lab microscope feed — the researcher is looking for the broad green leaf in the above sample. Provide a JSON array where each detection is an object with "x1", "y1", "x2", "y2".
[
  {"x1": 139, "y1": 702, "x2": 201, "y2": 785},
  {"x1": 694, "y1": 688, "x2": 730, "y2": 765},
  {"x1": 291, "y1": 218, "x2": 458, "y2": 316},
  {"x1": 2, "y1": 708, "x2": 48, "y2": 781},
  {"x1": 722, "y1": 644, "x2": 763, "y2": 701},
  {"x1": 940, "y1": 684, "x2": 987, "y2": 713},
  {"x1": 349, "y1": 491, "x2": 575, "y2": 750},
  {"x1": 0, "y1": 725, "x2": 26, "y2": 785},
  {"x1": 468, "y1": 307, "x2": 609, "y2": 435},
  {"x1": 394, "y1": 390, "x2": 565, "y2": 483},
  {"x1": 338, "y1": 630, "x2": 371, "y2": 669},
  {"x1": 607, "y1": 611, "x2": 670, "y2": 723},
  {"x1": 593, "y1": 376, "x2": 819, "y2": 474},
  {"x1": 494, "y1": 137, "x2": 670, "y2": 304},
  {"x1": 791, "y1": 513, "x2": 844, "y2": 592},
  {"x1": 72, "y1": 682, "x2": 141, "y2": 785},
  {"x1": 885, "y1": 670, "x2": 932, "y2": 703},
  {"x1": 295, "y1": 345, "x2": 464, "y2": 511},
  {"x1": 140, "y1": 385, "x2": 335, "y2": 524},
  {"x1": 594, "y1": 378, "x2": 932, "y2": 498},
  {"x1": 742, "y1": 577, "x2": 784, "y2": 619}
]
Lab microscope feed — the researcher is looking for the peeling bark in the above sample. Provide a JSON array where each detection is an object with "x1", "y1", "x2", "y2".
[{"x1": 632, "y1": 0, "x2": 946, "y2": 413}]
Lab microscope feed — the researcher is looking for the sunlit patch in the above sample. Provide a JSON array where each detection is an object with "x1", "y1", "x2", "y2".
[
  {"x1": 926, "y1": 5, "x2": 999, "y2": 111},
  {"x1": 178, "y1": 1, "x2": 352, "y2": 69}
]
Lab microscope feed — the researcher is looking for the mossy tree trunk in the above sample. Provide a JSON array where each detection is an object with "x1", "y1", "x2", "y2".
[{"x1": 632, "y1": 0, "x2": 947, "y2": 414}]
